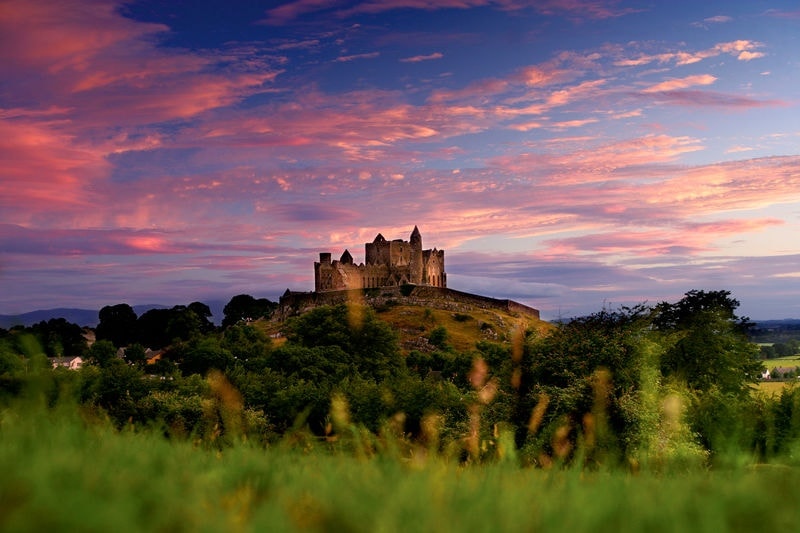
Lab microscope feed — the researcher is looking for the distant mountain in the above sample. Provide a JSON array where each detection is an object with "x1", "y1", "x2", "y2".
[
  {"x1": 0, "y1": 300, "x2": 228, "y2": 329},
  {"x1": 0, "y1": 308, "x2": 100, "y2": 329}
]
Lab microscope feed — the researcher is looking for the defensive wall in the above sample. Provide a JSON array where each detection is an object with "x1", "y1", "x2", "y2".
[{"x1": 277, "y1": 285, "x2": 540, "y2": 321}]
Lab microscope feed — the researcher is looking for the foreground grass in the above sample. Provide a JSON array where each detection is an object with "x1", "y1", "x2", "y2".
[{"x1": 1, "y1": 402, "x2": 798, "y2": 533}]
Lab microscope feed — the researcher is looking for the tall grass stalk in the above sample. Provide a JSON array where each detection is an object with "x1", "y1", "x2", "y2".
[{"x1": 1, "y1": 399, "x2": 798, "y2": 532}]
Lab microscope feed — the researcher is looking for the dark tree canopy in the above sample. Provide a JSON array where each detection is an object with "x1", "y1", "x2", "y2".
[
  {"x1": 134, "y1": 304, "x2": 213, "y2": 349},
  {"x1": 222, "y1": 294, "x2": 276, "y2": 328},
  {"x1": 188, "y1": 302, "x2": 215, "y2": 333},
  {"x1": 96, "y1": 304, "x2": 138, "y2": 347},
  {"x1": 135, "y1": 308, "x2": 174, "y2": 349},
  {"x1": 30, "y1": 318, "x2": 88, "y2": 357}
]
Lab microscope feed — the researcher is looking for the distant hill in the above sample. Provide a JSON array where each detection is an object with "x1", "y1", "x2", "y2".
[
  {"x1": 0, "y1": 308, "x2": 100, "y2": 329},
  {"x1": 0, "y1": 301, "x2": 228, "y2": 329},
  {"x1": 751, "y1": 319, "x2": 800, "y2": 343}
]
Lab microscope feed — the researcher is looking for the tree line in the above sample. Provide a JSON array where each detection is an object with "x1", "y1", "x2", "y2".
[{"x1": 3, "y1": 289, "x2": 800, "y2": 467}]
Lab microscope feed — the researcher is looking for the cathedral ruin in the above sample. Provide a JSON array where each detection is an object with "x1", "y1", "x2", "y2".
[{"x1": 315, "y1": 226, "x2": 446, "y2": 292}]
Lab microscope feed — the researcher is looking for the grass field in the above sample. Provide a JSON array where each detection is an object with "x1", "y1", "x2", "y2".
[
  {"x1": 761, "y1": 356, "x2": 800, "y2": 370},
  {"x1": 2, "y1": 401, "x2": 800, "y2": 533}
]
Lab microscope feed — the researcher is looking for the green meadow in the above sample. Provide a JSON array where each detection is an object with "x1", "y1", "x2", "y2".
[{"x1": 2, "y1": 400, "x2": 799, "y2": 533}]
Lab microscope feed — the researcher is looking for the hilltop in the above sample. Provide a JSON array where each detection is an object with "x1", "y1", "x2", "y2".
[{"x1": 259, "y1": 289, "x2": 551, "y2": 356}]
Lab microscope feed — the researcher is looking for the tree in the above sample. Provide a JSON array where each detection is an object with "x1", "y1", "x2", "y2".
[
  {"x1": 165, "y1": 305, "x2": 204, "y2": 342},
  {"x1": 135, "y1": 305, "x2": 208, "y2": 349},
  {"x1": 221, "y1": 324, "x2": 271, "y2": 370},
  {"x1": 188, "y1": 301, "x2": 216, "y2": 334},
  {"x1": 222, "y1": 294, "x2": 276, "y2": 328},
  {"x1": 122, "y1": 343, "x2": 147, "y2": 367},
  {"x1": 284, "y1": 304, "x2": 403, "y2": 381},
  {"x1": 87, "y1": 339, "x2": 118, "y2": 368},
  {"x1": 96, "y1": 304, "x2": 138, "y2": 347},
  {"x1": 29, "y1": 318, "x2": 87, "y2": 357},
  {"x1": 135, "y1": 308, "x2": 173, "y2": 349},
  {"x1": 179, "y1": 337, "x2": 234, "y2": 376},
  {"x1": 653, "y1": 290, "x2": 762, "y2": 396},
  {"x1": 521, "y1": 305, "x2": 653, "y2": 456}
]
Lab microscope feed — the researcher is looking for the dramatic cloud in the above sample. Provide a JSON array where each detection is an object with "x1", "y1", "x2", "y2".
[{"x1": 1, "y1": 0, "x2": 798, "y2": 320}]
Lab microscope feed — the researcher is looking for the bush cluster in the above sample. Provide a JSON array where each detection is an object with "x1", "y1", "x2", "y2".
[{"x1": 3, "y1": 290, "x2": 800, "y2": 468}]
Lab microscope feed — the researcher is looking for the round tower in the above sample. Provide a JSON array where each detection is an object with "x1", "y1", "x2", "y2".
[{"x1": 409, "y1": 226, "x2": 424, "y2": 285}]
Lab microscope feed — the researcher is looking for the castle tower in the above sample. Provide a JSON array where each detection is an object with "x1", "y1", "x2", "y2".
[{"x1": 409, "y1": 226, "x2": 423, "y2": 285}]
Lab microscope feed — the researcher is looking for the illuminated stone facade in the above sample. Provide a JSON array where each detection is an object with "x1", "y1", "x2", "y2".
[{"x1": 314, "y1": 226, "x2": 446, "y2": 292}]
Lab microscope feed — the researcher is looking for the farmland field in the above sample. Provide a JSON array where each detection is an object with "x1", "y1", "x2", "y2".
[
  {"x1": 755, "y1": 380, "x2": 793, "y2": 395},
  {"x1": 761, "y1": 355, "x2": 800, "y2": 369}
]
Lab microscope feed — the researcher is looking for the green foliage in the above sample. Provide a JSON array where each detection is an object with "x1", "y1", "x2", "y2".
[
  {"x1": 760, "y1": 344, "x2": 777, "y2": 359},
  {"x1": 0, "y1": 288, "x2": 793, "y2": 472},
  {"x1": 773, "y1": 340, "x2": 800, "y2": 357},
  {"x1": 654, "y1": 290, "x2": 762, "y2": 396},
  {"x1": 175, "y1": 336, "x2": 234, "y2": 376},
  {"x1": 86, "y1": 339, "x2": 118, "y2": 368},
  {"x1": 79, "y1": 359, "x2": 150, "y2": 424},
  {"x1": 284, "y1": 304, "x2": 403, "y2": 382},
  {"x1": 0, "y1": 339, "x2": 25, "y2": 376},
  {"x1": 23, "y1": 318, "x2": 87, "y2": 358},
  {"x1": 427, "y1": 325, "x2": 450, "y2": 349},
  {"x1": 122, "y1": 343, "x2": 147, "y2": 366},
  {"x1": 521, "y1": 305, "x2": 652, "y2": 460},
  {"x1": 5, "y1": 403, "x2": 800, "y2": 533}
]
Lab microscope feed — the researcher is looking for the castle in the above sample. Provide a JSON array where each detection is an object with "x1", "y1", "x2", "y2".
[{"x1": 315, "y1": 226, "x2": 446, "y2": 292}]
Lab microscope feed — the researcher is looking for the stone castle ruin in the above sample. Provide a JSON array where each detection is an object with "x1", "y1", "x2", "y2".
[
  {"x1": 278, "y1": 226, "x2": 539, "y2": 320},
  {"x1": 315, "y1": 226, "x2": 445, "y2": 292}
]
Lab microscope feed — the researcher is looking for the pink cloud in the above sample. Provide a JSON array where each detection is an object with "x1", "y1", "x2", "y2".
[
  {"x1": 1, "y1": 0, "x2": 281, "y2": 128},
  {"x1": 641, "y1": 90, "x2": 784, "y2": 109},
  {"x1": 614, "y1": 40, "x2": 765, "y2": 68},
  {"x1": 335, "y1": 52, "x2": 380, "y2": 62},
  {"x1": 764, "y1": 9, "x2": 800, "y2": 20},
  {"x1": 540, "y1": 218, "x2": 785, "y2": 258},
  {"x1": 489, "y1": 134, "x2": 704, "y2": 181},
  {"x1": 642, "y1": 74, "x2": 717, "y2": 93},
  {"x1": 400, "y1": 52, "x2": 444, "y2": 63}
]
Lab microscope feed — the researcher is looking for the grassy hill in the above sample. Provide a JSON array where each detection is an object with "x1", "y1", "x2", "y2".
[{"x1": 258, "y1": 299, "x2": 552, "y2": 356}]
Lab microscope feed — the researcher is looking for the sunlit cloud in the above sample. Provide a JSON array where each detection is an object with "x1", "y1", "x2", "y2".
[
  {"x1": 400, "y1": 52, "x2": 443, "y2": 63},
  {"x1": 614, "y1": 40, "x2": 765, "y2": 67},
  {"x1": 642, "y1": 74, "x2": 717, "y2": 93},
  {"x1": 334, "y1": 52, "x2": 380, "y2": 62}
]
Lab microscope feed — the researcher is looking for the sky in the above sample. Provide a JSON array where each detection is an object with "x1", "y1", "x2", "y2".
[{"x1": 1, "y1": 0, "x2": 799, "y2": 321}]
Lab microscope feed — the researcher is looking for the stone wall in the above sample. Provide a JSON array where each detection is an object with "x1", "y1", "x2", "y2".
[{"x1": 277, "y1": 285, "x2": 539, "y2": 321}]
